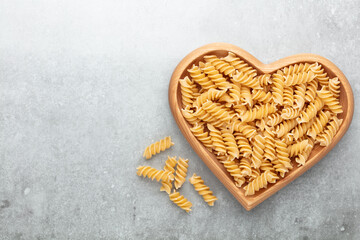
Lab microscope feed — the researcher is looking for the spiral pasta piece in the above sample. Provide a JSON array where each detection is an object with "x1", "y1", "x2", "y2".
[
  {"x1": 291, "y1": 119, "x2": 314, "y2": 140},
  {"x1": 244, "y1": 171, "x2": 279, "y2": 196},
  {"x1": 281, "y1": 107, "x2": 301, "y2": 120},
  {"x1": 160, "y1": 156, "x2": 178, "y2": 194},
  {"x1": 275, "y1": 139, "x2": 292, "y2": 176},
  {"x1": 181, "y1": 106, "x2": 199, "y2": 125},
  {"x1": 188, "y1": 64, "x2": 214, "y2": 89},
  {"x1": 239, "y1": 158, "x2": 252, "y2": 177},
  {"x1": 255, "y1": 74, "x2": 272, "y2": 86},
  {"x1": 266, "y1": 112, "x2": 283, "y2": 127},
  {"x1": 230, "y1": 120, "x2": 257, "y2": 140},
  {"x1": 221, "y1": 161, "x2": 245, "y2": 187},
  {"x1": 293, "y1": 83, "x2": 307, "y2": 109},
  {"x1": 193, "y1": 88, "x2": 226, "y2": 107},
  {"x1": 311, "y1": 63, "x2": 329, "y2": 86},
  {"x1": 255, "y1": 118, "x2": 267, "y2": 131},
  {"x1": 307, "y1": 110, "x2": 332, "y2": 139},
  {"x1": 274, "y1": 119, "x2": 298, "y2": 138},
  {"x1": 251, "y1": 135, "x2": 266, "y2": 169},
  {"x1": 190, "y1": 173, "x2": 218, "y2": 206},
  {"x1": 222, "y1": 52, "x2": 257, "y2": 77},
  {"x1": 169, "y1": 191, "x2": 192, "y2": 212},
  {"x1": 271, "y1": 159, "x2": 289, "y2": 178},
  {"x1": 221, "y1": 129, "x2": 240, "y2": 159},
  {"x1": 252, "y1": 89, "x2": 272, "y2": 103},
  {"x1": 260, "y1": 160, "x2": 276, "y2": 173},
  {"x1": 272, "y1": 70, "x2": 285, "y2": 104},
  {"x1": 234, "y1": 133, "x2": 252, "y2": 158},
  {"x1": 317, "y1": 86, "x2": 343, "y2": 114},
  {"x1": 288, "y1": 139, "x2": 309, "y2": 157},
  {"x1": 240, "y1": 103, "x2": 277, "y2": 122},
  {"x1": 284, "y1": 71, "x2": 315, "y2": 87},
  {"x1": 200, "y1": 62, "x2": 231, "y2": 90},
  {"x1": 190, "y1": 124, "x2": 213, "y2": 152},
  {"x1": 283, "y1": 87, "x2": 294, "y2": 106},
  {"x1": 204, "y1": 55, "x2": 236, "y2": 77},
  {"x1": 202, "y1": 101, "x2": 232, "y2": 123},
  {"x1": 240, "y1": 86, "x2": 253, "y2": 107},
  {"x1": 207, "y1": 123, "x2": 227, "y2": 155},
  {"x1": 329, "y1": 77, "x2": 340, "y2": 99},
  {"x1": 316, "y1": 116, "x2": 343, "y2": 146},
  {"x1": 143, "y1": 136, "x2": 174, "y2": 159},
  {"x1": 233, "y1": 70, "x2": 262, "y2": 89},
  {"x1": 297, "y1": 97, "x2": 324, "y2": 124},
  {"x1": 248, "y1": 167, "x2": 261, "y2": 182},
  {"x1": 174, "y1": 158, "x2": 189, "y2": 189},
  {"x1": 179, "y1": 76, "x2": 196, "y2": 107},
  {"x1": 305, "y1": 78, "x2": 318, "y2": 102},
  {"x1": 264, "y1": 126, "x2": 277, "y2": 161},
  {"x1": 193, "y1": 107, "x2": 223, "y2": 128},
  {"x1": 137, "y1": 166, "x2": 174, "y2": 182},
  {"x1": 295, "y1": 138, "x2": 314, "y2": 166},
  {"x1": 282, "y1": 63, "x2": 312, "y2": 76}
]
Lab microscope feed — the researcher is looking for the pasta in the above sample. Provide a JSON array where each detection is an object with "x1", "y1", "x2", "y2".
[
  {"x1": 136, "y1": 166, "x2": 174, "y2": 182},
  {"x1": 208, "y1": 123, "x2": 227, "y2": 155},
  {"x1": 283, "y1": 87, "x2": 294, "y2": 106},
  {"x1": 295, "y1": 138, "x2": 314, "y2": 166},
  {"x1": 282, "y1": 63, "x2": 313, "y2": 76},
  {"x1": 169, "y1": 191, "x2": 192, "y2": 212},
  {"x1": 288, "y1": 139, "x2": 309, "y2": 157},
  {"x1": 252, "y1": 89, "x2": 272, "y2": 103},
  {"x1": 234, "y1": 133, "x2": 252, "y2": 158},
  {"x1": 293, "y1": 83, "x2": 307, "y2": 109},
  {"x1": 179, "y1": 52, "x2": 344, "y2": 196},
  {"x1": 174, "y1": 157, "x2": 189, "y2": 189},
  {"x1": 190, "y1": 173, "x2": 218, "y2": 206},
  {"x1": 305, "y1": 78, "x2": 318, "y2": 102},
  {"x1": 204, "y1": 55, "x2": 236, "y2": 77},
  {"x1": 221, "y1": 129, "x2": 240, "y2": 159},
  {"x1": 202, "y1": 101, "x2": 232, "y2": 123},
  {"x1": 187, "y1": 64, "x2": 214, "y2": 89},
  {"x1": 251, "y1": 135, "x2": 266, "y2": 169},
  {"x1": 201, "y1": 62, "x2": 231, "y2": 90},
  {"x1": 143, "y1": 136, "x2": 174, "y2": 159},
  {"x1": 179, "y1": 76, "x2": 196, "y2": 107},
  {"x1": 190, "y1": 124, "x2": 213, "y2": 152},
  {"x1": 271, "y1": 70, "x2": 285, "y2": 104},
  {"x1": 222, "y1": 160, "x2": 245, "y2": 187},
  {"x1": 317, "y1": 86, "x2": 343, "y2": 114},
  {"x1": 244, "y1": 171, "x2": 279, "y2": 196},
  {"x1": 328, "y1": 77, "x2": 340, "y2": 99},
  {"x1": 239, "y1": 158, "x2": 252, "y2": 177},
  {"x1": 307, "y1": 110, "x2": 332, "y2": 139},
  {"x1": 316, "y1": 116, "x2": 343, "y2": 146},
  {"x1": 160, "y1": 156, "x2": 178, "y2": 194},
  {"x1": 193, "y1": 88, "x2": 225, "y2": 108},
  {"x1": 284, "y1": 71, "x2": 315, "y2": 87}
]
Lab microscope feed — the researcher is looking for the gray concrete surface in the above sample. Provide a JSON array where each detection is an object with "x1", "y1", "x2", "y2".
[{"x1": 0, "y1": 0, "x2": 359, "y2": 239}]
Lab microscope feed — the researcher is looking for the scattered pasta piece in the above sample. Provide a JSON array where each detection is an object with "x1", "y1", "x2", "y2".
[
  {"x1": 136, "y1": 166, "x2": 174, "y2": 182},
  {"x1": 189, "y1": 174, "x2": 218, "y2": 206},
  {"x1": 169, "y1": 191, "x2": 192, "y2": 212},
  {"x1": 143, "y1": 136, "x2": 174, "y2": 159},
  {"x1": 174, "y1": 158, "x2": 189, "y2": 189},
  {"x1": 160, "y1": 156, "x2": 178, "y2": 194}
]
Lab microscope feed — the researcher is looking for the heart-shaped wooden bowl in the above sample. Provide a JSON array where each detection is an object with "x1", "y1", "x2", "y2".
[{"x1": 169, "y1": 43, "x2": 354, "y2": 210}]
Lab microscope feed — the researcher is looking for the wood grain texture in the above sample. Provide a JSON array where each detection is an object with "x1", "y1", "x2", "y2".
[{"x1": 168, "y1": 42, "x2": 354, "y2": 211}]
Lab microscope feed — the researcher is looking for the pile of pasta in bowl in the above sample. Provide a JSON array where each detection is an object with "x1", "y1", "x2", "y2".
[{"x1": 180, "y1": 52, "x2": 343, "y2": 196}]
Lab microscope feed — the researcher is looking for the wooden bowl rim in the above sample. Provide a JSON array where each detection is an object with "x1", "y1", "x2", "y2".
[{"x1": 168, "y1": 42, "x2": 354, "y2": 210}]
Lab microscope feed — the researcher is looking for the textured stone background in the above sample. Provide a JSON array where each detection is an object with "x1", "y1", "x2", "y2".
[{"x1": 0, "y1": 0, "x2": 359, "y2": 239}]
